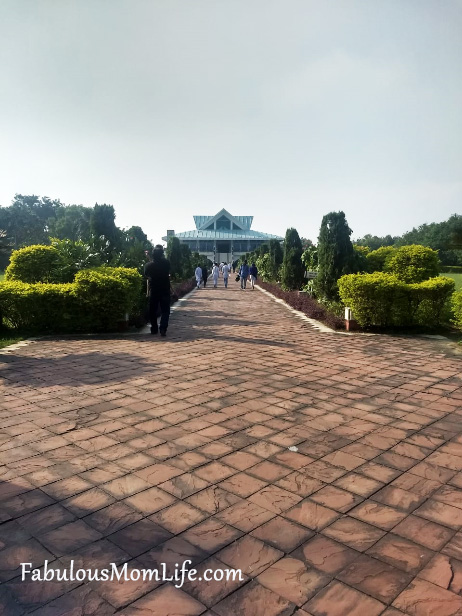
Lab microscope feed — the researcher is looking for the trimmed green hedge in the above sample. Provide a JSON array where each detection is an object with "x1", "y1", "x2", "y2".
[
  {"x1": 338, "y1": 272, "x2": 455, "y2": 328},
  {"x1": 5, "y1": 245, "x2": 66, "y2": 283},
  {"x1": 452, "y1": 290, "x2": 462, "y2": 331},
  {"x1": 0, "y1": 267, "x2": 142, "y2": 332}
]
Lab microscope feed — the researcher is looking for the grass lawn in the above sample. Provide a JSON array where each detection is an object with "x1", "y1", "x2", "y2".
[
  {"x1": 0, "y1": 334, "x2": 23, "y2": 349},
  {"x1": 442, "y1": 272, "x2": 462, "y2": 290}
]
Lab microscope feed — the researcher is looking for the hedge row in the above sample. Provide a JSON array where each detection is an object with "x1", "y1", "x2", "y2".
[
  {"x1": 338, "y1": 272, "x2": 455, "y2": 328},
  {"x1": 258, "y1": 281, "x2": 344, "y2": 330},
  {"x1": 0, "y1": 267, "x2": 142, "y2": 332},
  {"x1": 452, "y1": 291, "x2": 462, "y2": 331}
]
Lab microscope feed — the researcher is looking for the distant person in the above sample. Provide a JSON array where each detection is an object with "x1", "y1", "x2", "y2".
[
  {"x1": 202, "y1": 265, "x2": 208, "y2": 287},
  {"x1": 212, "y1": 263, "x2": 220, "y2": 287},
  {"x1": 239, "y1": 261, "x2": 249, "y2": 290},
  {"x1": 249, "y1": 262, "x2": 258, "y2": 290},
  {"x1": 195, "y1": 265, "x2": 202, "y2": 289},
  {"x1": 144, "y1": 245, "x2": 171, "y2": 337},
  {"x1": 232, "y1": 260, "x2": 236, "y2": 273},
  {"x1": 222, "y1": 262, "x2": 230, "y2": 288}
]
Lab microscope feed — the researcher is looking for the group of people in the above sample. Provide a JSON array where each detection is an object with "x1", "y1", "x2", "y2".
[
  {"x1": 194, "y1": 260, "x2": 259, "y2": 290},
  {"x1": 195, "y1": 261, "x2": 231, "y2": 289},
  {"x1": 143, "y1": 246, "x2": 260, "y2": 337},
  {"x1": 238, "y1": 260, "x2": 258, "y2": 290}
]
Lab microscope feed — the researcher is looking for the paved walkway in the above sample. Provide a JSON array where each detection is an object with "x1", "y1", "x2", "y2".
[{"x1": 1, "y1": 280, "x2": 462, "y2": 616}]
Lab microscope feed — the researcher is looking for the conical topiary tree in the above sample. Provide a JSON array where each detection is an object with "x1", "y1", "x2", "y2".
[
  {"x1": 281, "y1": 228, "x2": 304, "y2": 290},
  {"x1": 315, "y1": 211, "x2": 358, "y2": 301}
]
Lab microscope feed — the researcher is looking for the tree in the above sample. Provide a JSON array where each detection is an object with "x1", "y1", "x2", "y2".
[
  {"x1": 268, "y1": 239, "x2": 283, "y2": 280},
  {"x1": 355, "y1": 234, "x2": 398, "y2": 251},
  {"x1": 166, "y1": 236, "x2": 183, "y2": 280},
  {"x1": 90, "y1": 204, "x2": 123, "y2": 262},
  {"x1": 0, "y1": 194, "x2": 62, "y2": 249},
  {"x1": 281, "y1": 228, "x2": 304, "y2": 290},
  {"x1": 315, "y1": 211, "x2": 358, "y2": 300},
  {"x1": 48, "y1": 205, "x2": 92, "y2": 242}
]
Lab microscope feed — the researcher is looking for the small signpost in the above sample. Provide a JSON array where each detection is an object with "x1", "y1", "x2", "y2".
[{"x1": 304, "y1": 271, "x2": 318, "y2": 280}]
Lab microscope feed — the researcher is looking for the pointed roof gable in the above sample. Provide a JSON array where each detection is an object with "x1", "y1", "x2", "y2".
[{"x1": 194, "y1": 209, "x2": 253, "y2": 231}]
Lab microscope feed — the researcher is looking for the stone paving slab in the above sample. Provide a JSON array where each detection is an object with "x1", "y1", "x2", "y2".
[{"x1": 1, "y1": 279, "x2": 462, "y2": 615}]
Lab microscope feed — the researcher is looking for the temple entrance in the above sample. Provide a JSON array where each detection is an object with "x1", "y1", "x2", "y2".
[{"x1": 216, "y1": 240, "x2": 231, "y2": 264}]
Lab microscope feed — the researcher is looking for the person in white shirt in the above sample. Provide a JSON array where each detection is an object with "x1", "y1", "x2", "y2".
[
  {"x1": 212, "y1": 263, "x2": 220, "y2": 288},
  {"x1": 222, "y1": 263, "x2": 230, "y2": 288},
  {"x1": 195, "y1": 265, "x2": 202, "y2": 289}
]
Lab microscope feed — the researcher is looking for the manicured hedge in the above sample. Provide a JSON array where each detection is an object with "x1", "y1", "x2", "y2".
[
  {"x1": 0, "y1": 267, "x2": 142, "y2": 333},
  {"x1": 452, "y1": 290, "x2": 462, "y2": 331},
  {"x1": 338, "y1": 272, "x2": 455, "y2": 328},
  {"x1": 5, "y1": 245, "x2": 65, "y2": 283}
]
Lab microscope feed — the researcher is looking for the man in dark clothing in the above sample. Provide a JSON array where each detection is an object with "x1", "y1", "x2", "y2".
[
  {"x1": 202, "y1": 266, "x2": 208, "y2": 287},
  {"x1": 144, "y1": 245, "x2": 171, "y2": 336}
]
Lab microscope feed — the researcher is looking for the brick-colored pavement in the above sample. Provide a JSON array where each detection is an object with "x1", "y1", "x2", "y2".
[{"x1": 1, "y1": 279, "x2": 462, "y2": 615}]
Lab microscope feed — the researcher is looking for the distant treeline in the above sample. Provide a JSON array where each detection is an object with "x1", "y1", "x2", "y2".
[
  {"x1": 0, "y1": 194, "x2": 153, "y2": 270},
  {"x1": 355, "y1": 214, "x2": 462, "y2": 265}
]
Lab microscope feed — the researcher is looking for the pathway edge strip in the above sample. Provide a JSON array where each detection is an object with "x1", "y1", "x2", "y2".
[{"x1": 255, "y1": 284, "x2": 376, "y2": 336}]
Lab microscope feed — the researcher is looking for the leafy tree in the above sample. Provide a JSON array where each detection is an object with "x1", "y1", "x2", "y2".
[
  {"x1": 192, "y1": 252, "x2": 211, "y2": 270},
  {"x1": 49, "y1": 237, "x2": 101, "y2": 281},
  {"x1": 355, "y1": 233, "x2": 398, "y2": 251},
  {"x1": 281, "y1": 228, "x2": 304, "y2": 290},
  {"x1": 315, "y1": 211, "x2": 359, "y2": 300},
  {"x1": 48, "y1": 205, "x2": 92, "y2": 242},
  {"x1": 0, "y1": 194, "x2": 62, "y2": 249},
  {"x1": 301, "y1": 245, "x2": 318, "y2": 271},
  {"x1": 398, "y1": 214, "x2": 462, "y2": 265},
  {"x1": 90, "y1": 204, "x2": 123, "y2": 262}
]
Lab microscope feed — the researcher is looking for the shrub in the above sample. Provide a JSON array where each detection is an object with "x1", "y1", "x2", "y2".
[
  {"x1": 0, "y1": 267, "x2": 142, "y2": 333},
  {"x1": 385, "y1": 245, "x2": 440, "y2": 283},
  {"x1": 0, "y1": 281, "x2": 77, "y2": 330},
  {"x1": 338, "y1": 272, "x2": 455, "y2": 328},
  {"x1": 73, "y1": 267, "x2": 141, "y2": 331},
  {"x1": 338, "y1": 272, "x2": 407, "y2": 327},
  {"x1": 366, "y1": 246, "x2": 396, "y2": 272},
  {"x1": 255, "y1": 254, "x2": 274, "y2": 282},
  {"x1": 451, "y1": 290, "x2": 462, "y2": 331},
  {"x1": 5, "y1": 245, "x2": 65, "y2": 283}
]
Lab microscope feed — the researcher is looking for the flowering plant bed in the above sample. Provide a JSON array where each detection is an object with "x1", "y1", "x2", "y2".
[
  {"x1": 258, "y1": 281, "x2": 345, "y2": 330},
  {"x1": 171, "y1": 278, "x2": 196, "y2": 304}
]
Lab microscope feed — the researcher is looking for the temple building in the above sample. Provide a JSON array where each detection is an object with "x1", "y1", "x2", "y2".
[{"x1": 163, "y1": 208, "x2": 283, "y2": 264}]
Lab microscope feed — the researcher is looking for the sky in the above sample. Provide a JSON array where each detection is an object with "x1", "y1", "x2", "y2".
[{"x1": 0, "y1": 0, "x2": 461, "y2": 244}]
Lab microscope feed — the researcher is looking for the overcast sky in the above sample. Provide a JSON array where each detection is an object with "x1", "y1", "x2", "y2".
[{"x1": 0, "y1": 1, "x2": 460, "y2": 243}]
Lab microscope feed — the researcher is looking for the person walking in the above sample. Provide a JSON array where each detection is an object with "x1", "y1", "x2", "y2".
[
  {"x1": 202, "y1": 265, "x2": 208, "y2": 287},
  {"x1": 212, "y1": 263, "x2": 219, "y2": 288},
  {"x1": 249, "y1": 262, "x2": 258, "y2": 290},
  {"x1": 222, "y1": 262, "x2": 230, "y2": 288},
  {"x1": 144, "y1": 245, "x2": 171, "y2": 337},
  {"x1": 195, "y1": 265, "x2": 202, "y2": 289},
  {"x1": 239, "y1": 260, "x2": 249, "y2": 290}
]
